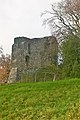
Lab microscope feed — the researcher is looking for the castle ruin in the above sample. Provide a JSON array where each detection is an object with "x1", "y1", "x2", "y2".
[{"x1": 9, "y1": 36, "x2": 58, "y2": 82}]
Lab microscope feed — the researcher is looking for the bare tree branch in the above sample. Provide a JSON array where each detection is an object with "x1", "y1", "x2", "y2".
[{"x1": 42, "y1": 0, "x2": 80, "y2": 41}]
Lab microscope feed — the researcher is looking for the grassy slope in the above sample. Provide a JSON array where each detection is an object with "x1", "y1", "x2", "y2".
[{"x1": 0, "y1": 79, "x2": 80, "y2": 120}]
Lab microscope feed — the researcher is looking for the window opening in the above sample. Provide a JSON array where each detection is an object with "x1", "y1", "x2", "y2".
[{"x1": 25, "y1": 55, "x2": 29, "y2": 66}]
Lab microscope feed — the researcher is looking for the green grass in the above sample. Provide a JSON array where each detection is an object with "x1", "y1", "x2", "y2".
[{"x1": 0, "y1": 79, "x2": 80, "y2": 120}]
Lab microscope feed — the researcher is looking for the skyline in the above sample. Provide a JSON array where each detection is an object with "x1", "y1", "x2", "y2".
[{"x1": 0, "y1": 0, "x2": 61, "y2": 54}]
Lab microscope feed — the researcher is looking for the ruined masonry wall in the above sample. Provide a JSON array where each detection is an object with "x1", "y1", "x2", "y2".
[{"x1": 9, "y1": 36, "x2": 58, "y2": 81}]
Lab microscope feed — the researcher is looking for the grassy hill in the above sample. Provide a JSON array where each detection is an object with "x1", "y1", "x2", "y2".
[{"x1": 0, "y1": 79, "x2": 80, "y2": 120}]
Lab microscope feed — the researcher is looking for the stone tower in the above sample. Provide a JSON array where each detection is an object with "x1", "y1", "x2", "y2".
[{"x1": 9, "y1": 36, "x2": 58, "y2": 82}]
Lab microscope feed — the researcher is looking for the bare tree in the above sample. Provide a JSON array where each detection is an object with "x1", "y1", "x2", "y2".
[
  {"x1": 42, "y1": 0, "x2": 80, "y2": 41},
  {"x1": 0, "y1": 46, "x2": 3, "y2": 55}
]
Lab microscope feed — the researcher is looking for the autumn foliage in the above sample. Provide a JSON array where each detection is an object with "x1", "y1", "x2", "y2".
[{"x1": 0, "y1": 54, "x2": 11, "y2": 81}]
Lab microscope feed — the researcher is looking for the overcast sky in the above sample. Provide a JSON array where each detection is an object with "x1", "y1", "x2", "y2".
[{"x1": 0, "y1": 0, "x2": 61, "y2": 54}]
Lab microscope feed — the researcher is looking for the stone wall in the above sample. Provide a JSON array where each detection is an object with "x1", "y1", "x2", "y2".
[
  {"x1": 8, "y1": 68, "x2": 18, "y2": 83},
  {"x1": 9, "y1": 36, "x2": 58, "y2": 82}
]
